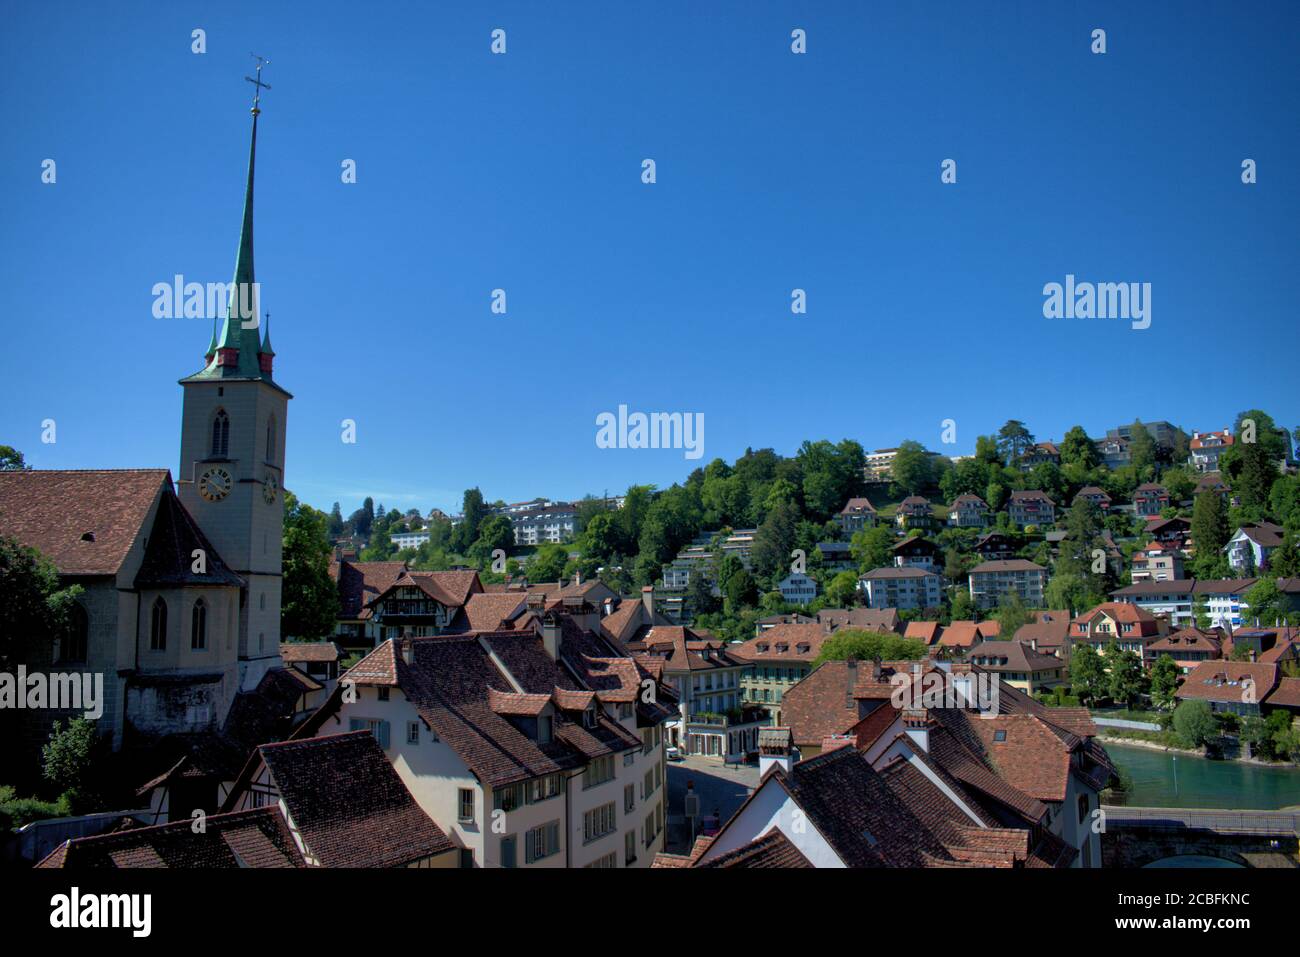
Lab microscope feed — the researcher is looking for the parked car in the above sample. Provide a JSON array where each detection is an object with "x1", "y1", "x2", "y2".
[{"x1": 666, "y1": 746, "x2": 684, "y2": 762}]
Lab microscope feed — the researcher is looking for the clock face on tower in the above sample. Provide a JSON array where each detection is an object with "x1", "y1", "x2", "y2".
[
  {"x1": 262, "y1": 470, "x2": 279, "y2": 504},
  {"x1": 198, "y1": 466, "x2": 233, "y2": 502}
]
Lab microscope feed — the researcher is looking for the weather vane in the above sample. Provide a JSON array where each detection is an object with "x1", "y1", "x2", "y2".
[{"x1": 245, "y1": 54, "x2": 271, "y2": 113}]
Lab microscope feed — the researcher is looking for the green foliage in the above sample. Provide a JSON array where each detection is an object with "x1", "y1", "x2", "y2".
[
  {"x1": 1105, "y1": 641, "x2": 1148, "y2": 708},
  {"x1": 526, "y1": 543, "x2": 569, "y2": 584},
  {"x1": 889, "y1": 440, "x2": 935, "y2": 496},
  {"x1": 1171, "y1": 699, "x2": 1217, "y2": 749},
  {"x1": 0, "y1": 534, "x2": 85, "y2": 669},
  {"x1": 850, "y1": 525, "x2": 895, "y2": 573},
  {"x1": 0, "y1": 445, "x2": 30, "y2": 471},
  {"x1": 41, "y1": 718, "x2": 102, "y2": 802},
  {"x1": 814, "y1": 628, "x2": 928, "y2": 664},
  {"x1": 1149, "y1": 654, "x2": 1179, "y2": 710},
  {"x1": 282, "y1": 492, "x2": 340, "y2": 640},
  {"x1": 996, "y1": 420, "x2": 1035, "y2": 466},
  {"x1": 1069, "y1": 643, "x2": 1106, "y2": 704},
  {"x1": 992, "y1": 593, "x2": 1034, "y2": 637}
]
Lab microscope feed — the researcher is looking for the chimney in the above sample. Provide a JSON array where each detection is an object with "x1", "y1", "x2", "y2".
[
  {"x1": 758, "y1": 727, "x2": 795, "y2": 777},
  {"x1": 641, "y1": 585, "x2": 655, "y2": 618},
  {"x1": 541, "y1": 614, "x2": 562, "y2": 661},
  {"x1": 399, "y1": 638, "x2": 414, "y2": 666},
  {"x1": 902, "y1": 709, "x2": 933, "y2": 752}
]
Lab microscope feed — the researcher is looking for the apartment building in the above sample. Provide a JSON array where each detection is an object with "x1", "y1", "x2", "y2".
[
  {"x1": 1129, "y1": 542, "x2": 1186, "y2": 584},
  {"x1": 1133, "y1": 483, "x2": 1171, "y2": 517},
  {"x1": 319, "y1": 611, "x2": 676, "y2": 868},
  {"x1": 837, "y1": 497, "x2": 877, "y2": 534},
  {"x1": 892, "y1": 536, "x2": 941, "y2": 571},
  {"x1": 1225, "y1": 522, "x2": 1284, "y2": 572},
  {"x1": 965, "y1": 641, "x2": 1067, "y2": 694},
  {"x1": 729, "y1": 623, "x2": 830, "y2": 725},
  {"x1": 967, "y1": 560, "x2": 1047, "y2": 611},
  {"x1": 947, "y1": 493, "x2": 991, "y2": 528},
  {"x1": 778, "y1": 572, "x2": 819, "y2": 604},
  {"x1": 629, "y1": 626, "x2": 764, "y2": 762},
  {"x1": 859, "y1": 567, "x2": 942, "y2": 611},
  {"x1": 512, "y1": 503, "x2": 578, "y2": 545},
  {"x1": 1007, "y1": 490, "x2": 1056, "y2": 528},
  {"x1": 1072, "y1": 486, "x2": 1112, "y2": 512},
  {"x1": 863, "y1": 448, "x2": 899, "y2": 482},
  {"x1": 1189, "y1": 429, "x2": 1234, "y2": 473},
  {"x1": 1069, "y1": 603, "x2": 1165, "y2": 664}
]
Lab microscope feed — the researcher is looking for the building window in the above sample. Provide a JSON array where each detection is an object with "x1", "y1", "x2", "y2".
[
  {"x1": 583, "y1": 802, "x2": 617, "y2": 843},
  {"x1": 62, "y1": 603, "x2": 88, "y2": 664},
  {"x1": 582, "y1": 755, "x2": 614, "y2": 789},
  {"x1": 265, "y1": 415, "x2": 276, "y2": 461},
  {"x1": 191, "y1": 599, "x2": 207, "y2": 650},
  {"x1": 150, "y1": 597, "x2": 167, "y2": 650},
  {"x1": 378, "y1": 687, "x2": 390, "y2": 701},
  {"x1": 525, "y1": 821, "x2": 560, "y2": 863},
  {"x1": 500, "y1": 836, "x2": 517, "y2": 868},
  {"x1": 211, "y1": 409, "x2": 230, "y2": 458},
  {"x1": 585, "y1": 851, "x2": 618, "y2": 869},
  {"x1": 458, "y1": 788, "x2": 475, "y2": 823},
  {"x1": 349, "y1": 717, "x2": 390, "y2": 749},
  {"x1": 625, "y1": 829, "x2": 637, "y2": 865},
  {"x1": 407, "y1": 721, "x2": 420, "y2": 744},
  {"x1": 459, "y1": 848, "x2": 474, "y2": 869},
  {"x1": 624, "y1": 783, "x2": 635, "y2": 812}
]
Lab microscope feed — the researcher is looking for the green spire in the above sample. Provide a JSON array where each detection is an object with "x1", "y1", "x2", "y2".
[
  {"x1": 261, "y1": 312, "x2": 275, "y2": 356},
  {"x1": 214, "y1": 105, "x2": 263, "y2": 377}
]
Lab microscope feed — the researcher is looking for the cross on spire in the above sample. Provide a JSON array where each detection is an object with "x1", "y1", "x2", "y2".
[{"x1": 245, "y1": 54, "x2": 271, "y2": 113}]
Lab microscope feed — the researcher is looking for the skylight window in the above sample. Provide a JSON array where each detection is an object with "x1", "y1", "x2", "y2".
[{"x1": 993, "y1": 730, "x2": 1007, "y2": 743}]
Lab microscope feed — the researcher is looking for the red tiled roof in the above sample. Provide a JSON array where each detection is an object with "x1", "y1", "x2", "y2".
[
  {"x1": 35, "y1": 807, "x2": 305, "y2": 869},
  {"x1": 328, "y1": 559, "x2": 408, "y2": 620},
  {"x1": 256, "y1": 731, "x2": 455, "y2": 867},
  {"x1": 279, "y1": 641, "x2": 343, "y2": 663},
  {"x1": 0, "y1": 469, "x2": 168, "y2": 576},
  {"x1": 1175, "y1": 660, "x2": 1279, "y2": 704}
]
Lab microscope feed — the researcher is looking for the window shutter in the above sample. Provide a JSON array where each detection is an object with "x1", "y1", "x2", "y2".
[{"x1": 378, "y1": 720, "x2": 391, "y2": 749}]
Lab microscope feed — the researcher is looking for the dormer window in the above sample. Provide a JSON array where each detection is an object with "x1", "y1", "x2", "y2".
[
  {"x1": 538, "y1": 714, "x2": 553, "y2": 744},
  {"x1": 79, "y1": 532, "x2": 95, "y2": 542},
  {"x1": 583, "y1": 706, "x2": 597, "y2": 729}
]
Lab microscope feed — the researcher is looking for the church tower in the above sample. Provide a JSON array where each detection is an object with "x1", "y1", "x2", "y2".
[{"x1": 178, "y1": 63, "x2": 290, "y2": 691}]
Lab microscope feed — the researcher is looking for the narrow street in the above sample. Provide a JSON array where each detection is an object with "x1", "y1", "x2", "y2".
[{"x1": 664, "y1": 756, "x2": 761, "y2": 853}]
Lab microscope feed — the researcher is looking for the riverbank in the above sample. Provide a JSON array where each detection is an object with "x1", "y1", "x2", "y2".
[
  {"x1": 1098, "y1": 734, "x2": 1300, "y2": 768},
  {"x1": 1102, "y1": 741, "x2": 1300, "y2": 809}
]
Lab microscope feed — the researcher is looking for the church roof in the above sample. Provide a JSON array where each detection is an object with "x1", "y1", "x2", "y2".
[
  {"x1": 0, "y1": 469, "x2": 168, "y2": 576},
  {"x1": 135, "y1": 487, "x2": 243, "y2": 588}
]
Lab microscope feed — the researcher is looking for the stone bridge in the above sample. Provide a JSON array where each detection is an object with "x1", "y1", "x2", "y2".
[{"x1": 1101, "y1": 805, "x2": 1300, "y2": 868}]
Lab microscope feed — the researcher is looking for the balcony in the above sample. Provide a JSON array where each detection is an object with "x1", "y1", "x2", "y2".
[{"x1": 687, "y1": 704, "x2": 768, "y2": 728}]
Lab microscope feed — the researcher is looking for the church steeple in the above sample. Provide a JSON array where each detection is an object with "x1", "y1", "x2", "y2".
[{"x1": 188, "y1": 57, "x2": 278, "y2": 384}]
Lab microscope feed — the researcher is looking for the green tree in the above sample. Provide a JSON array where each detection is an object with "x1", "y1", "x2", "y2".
[
  {"x1": 0, "y1": 445, "x2": 31, "y2": 470},
  {"x1": 42, "y1": 717, "x2": 104, "y2": 810},
  {"x1": 890, "y1": 440, "x2": 934, "y2": 496},
  {"x1": 1069, "y1": 643, "x2": 1107, "y2": 704},
  {"x1": 814, "y1": 629, "x2": 927, "y2": 664},
  {"x1": 456, "y1": 488, "x2": 488, "y2": 552},
  {"x1": 527, "y1": 543, "x2": 569, "y2": 584},
  {"x1": 996, "y1": 420, "x2": 1035, "y2": 465},
  {"x1": 1190, "y1": 490, "x2": 1230, "y2": 577},
  {"x1": 752, "y1": 501, "x2": 799, "y2": 584},
  {"x1": 1059, "y1": 426, "x2": 1098, "y2": 470},
  {"x1": 824, "y1": 570, "x2": 860, "y2": 608},
  {"x1": 850, "y1": 525, "x2": 895, "y2": 573},
  {"x1": 993, "y1": 593, "x2": 1034, "y2": 636},
  {"x1": 281, "y1": 492, "x2": 341, "y2": 640},
  {"x1": 1149, "y1": 654, "x2": 1179, "y2": 710},
  {"x1": 949, "y1": 589, "x2": 976, "y2": 622},
  {"x1": 1127, "y1": 420, "x2": 1157, "y2": 475},
  {"x1": 1243, "y1": 578, "x2": 1283, "y2": 626},
  {"x1": 1105, "y1": 641, "x2": 1147, "y2": 708},
  {"x1": 327, "y1": 502, "x2": 345, "y2": 539},
  {"x1": 1172, "y1": 699, "x2": 1217, "y2": 749},
  {"x1": 0, "y1": 535, "x2": 84, "y2": 669},
  {"x1": 467, "y1": 514, "x2": 515, "y2": 569}
]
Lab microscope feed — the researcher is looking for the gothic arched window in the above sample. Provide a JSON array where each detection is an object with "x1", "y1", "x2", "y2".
[
  {"x1": 62, "y1": 602, "x2": 88, "y2": 663},
  {"x1": 191, "y1": 598, "x2": 207, "y2": 650},
  {"x1": 150, "y1": 597, "x2": 168, "y2": 650},
  {"x1": 211, "y1": 409, "x2": 230, "y2": 458}
]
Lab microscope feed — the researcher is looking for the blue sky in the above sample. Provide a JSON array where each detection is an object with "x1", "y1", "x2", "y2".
[{"x1": 3, "y1": 1, "x2": 1298, "y2": 516}]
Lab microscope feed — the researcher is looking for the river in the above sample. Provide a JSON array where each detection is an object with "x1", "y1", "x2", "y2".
[{"x1": 1105, "y1": 742, "x2": 1300, "y2": 810}]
